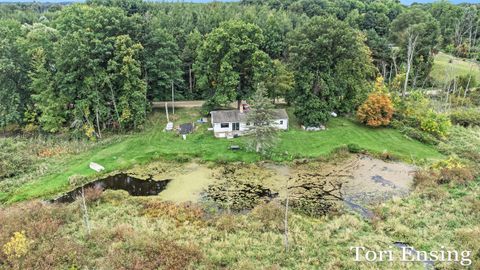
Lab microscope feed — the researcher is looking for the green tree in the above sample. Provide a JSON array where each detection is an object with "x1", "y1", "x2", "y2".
[
  {"x1": 429, "y1": 0, "x2": 462, "y2": 49},
  {"x1": 53, "y1": 4, "x2": 137, "y2": 136},
  {"x1": 143, "y1": 27, "x2": 183, "y2": 101},
  {"x1": 195, "y1": 20, "x2": 272, "y2": 108},
  {"x1": 260, "y1": 11, "x2": 292, "y2": 59},
  {"x1": 108, "y1": 35, "x2": 147, "y2": 129},
  {"x1": 29, "y1": 48, "x2": 65, "y2": 133},
  {"x1": 288, "y1": 16, "x2": 374, "y2": 126},
  {"x1": 182, "y1": 29, "x2": 202, "y2": 99},
  {"x1": 0, "y1": 19, "x2": 29, "y2": 128},
  {"x1": 390, "y1": 8, "x2": 440, "y2": 93},
  {"x1": 246, "y1": 84, "x2": 277, "y2": 154},
  {"x1": 265, "y1": 59, "x2": 294, "y2": 103}
]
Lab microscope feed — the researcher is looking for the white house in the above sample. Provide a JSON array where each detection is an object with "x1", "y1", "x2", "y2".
[{"x1": 210, "y1": 108, "x2": 288, "y2": 138}]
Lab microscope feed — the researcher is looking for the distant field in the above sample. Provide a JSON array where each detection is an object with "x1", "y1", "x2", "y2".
[
  {"x1": 5, "y1": 108, "x2": 443, "y2": 203},
  {"x1": 430, "y1": 52, "x2": 480, "y2": 86}
]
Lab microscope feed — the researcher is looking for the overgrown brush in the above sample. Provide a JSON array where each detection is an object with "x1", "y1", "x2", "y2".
[
  {"x1": 450, "y1": 109, "x2": 480, "y2": 127},
  {"x1": 0, "y1": 201, "x2": 86, "y2": 269},
  {"x1": 103, "y1": 236, "x2": 203, "y2": 270},
  {"x1": 141, "y1": 200, "x2": 205, "y2": 225},
  {"x1": 0, "y1": 138, "x2": 35, "y2": 180},
  {"x1": 437, "y1": 125, "x2": 480, "y2": 161},
  {"x1": 413, "y1": 158, "x2": 477, "y2": 188}
]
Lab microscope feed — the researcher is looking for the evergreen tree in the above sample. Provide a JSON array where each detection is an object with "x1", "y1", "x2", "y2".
[{"x1": 246, "y1": 84, "x2": 277, "y2": 154}]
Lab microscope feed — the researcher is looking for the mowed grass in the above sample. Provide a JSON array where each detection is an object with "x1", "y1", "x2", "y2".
[
  {"x1": 430, "y1": 52, "x2": 480, "y2": 85},
  {"x1": 279, "y1": 118, "x2": 442, "y2": 160},
  {"x1": 6, "y1": 108, "x2": 443, "y2": 203}
]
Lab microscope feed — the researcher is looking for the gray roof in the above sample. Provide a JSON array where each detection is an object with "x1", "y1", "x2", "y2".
[
  {"x1": 211, "y1": 109, "x2": 288, "y2": 123},
  {"x1": 271, "y1": 108, "x2": 289, "y2": 119}
]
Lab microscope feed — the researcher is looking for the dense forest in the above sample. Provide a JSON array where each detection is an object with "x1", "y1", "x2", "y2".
[{"x1": 0, "y1": 0, "x2": 479, "y2": 137}]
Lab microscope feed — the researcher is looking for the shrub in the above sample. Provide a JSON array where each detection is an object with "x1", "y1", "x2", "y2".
[
  {"x1": 2, "y1": 231, "x2": 30, "y2": 262},
  {"x1": 402, "y1": 126, "x2": 439, "y2": 145},
  {"x1": 83, "y1": 187, "x2": 104, "y2": 203},
  {"x1": 357, "y1": 92, "x2": 394, "y2": 127},
  {"x1": 450, "y1": 109, "x2": 480, "y2": 127},
  {"x1": 419, "y1": 110, "x2": 451, "y2": 138},
  {"x1": 394, "y1": 91, "x2": 452, "y2": 139},
  {"x1": 212, "y1": 213, "x2": 245, "y2": 233},
  {"x1": 68, "y1": 174, "x2": 89, "y2": 187},
  {"x1": 437, "y1": 167, "x2": 475, "y2": 185},
  {"x1": 0, "y1": 202, "x2": 86, "y2": 269},
  {"x1": 455, "y1": 226, "x2": 480, "y2": 270},
  {"x1": 347, "y1": 143, "x2": 363, "y2": 153},
  {"x1": 449, "y1": 96, "x2": 473, "y2": 107},
  {"x1": 414, "y1": 167, "x2": 475, "y2": 188}
]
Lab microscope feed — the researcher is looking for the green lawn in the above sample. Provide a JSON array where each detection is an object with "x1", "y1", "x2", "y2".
[
  {"x1": 279, "y1": 118, "x2": 442, "y2": 160},
  {"x1": 430, "y1": 52, "x2": 480, "y2": 85},
  {"x1": 5, "y1": 109, "x2": 443, "y2": 203}
]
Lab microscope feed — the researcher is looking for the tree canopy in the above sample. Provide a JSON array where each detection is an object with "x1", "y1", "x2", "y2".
[
  {"x1": 0, "y1": 0, "x2": 478, "y2": 135},
  {"x1": 195, "y1": 20, "x2": 272, "y2": 108},
  {"x1": 288, "y1": 16, "x2": 374, "y2": 126}
]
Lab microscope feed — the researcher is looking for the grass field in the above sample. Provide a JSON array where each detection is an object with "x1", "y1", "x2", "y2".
[
  {"x1": 430, "y1": 52, "x2": 480, "y2": 86},
  {"x1": 4, "y1": 108, "x2": 443, "y2": 203}
]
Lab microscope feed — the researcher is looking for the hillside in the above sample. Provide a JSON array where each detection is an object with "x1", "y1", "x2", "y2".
[
  {"x1": 2, "y1": 108, "x2": 443, "y2": 203},
  {"x1": 430, "y1": 52, "x2": 480, "y2": 86}
]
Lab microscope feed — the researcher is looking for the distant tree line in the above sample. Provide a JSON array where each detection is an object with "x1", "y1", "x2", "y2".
[{"x1": 0, "y1": 0, "x2": 478, "y2": 136}]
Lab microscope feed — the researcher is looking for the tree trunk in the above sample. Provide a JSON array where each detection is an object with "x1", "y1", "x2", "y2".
[
  {"x1": 403, "y1": 33, "x2": 418, "y2": 98},
  {"x1": 189, "y1": 64, "x2": 193, "y2": 97},
  {"x1": 95, "y1": 106, "x2": 102, "y2": 139},
  {"x1": 109, "y1": 81, "x2": 120, "y2": 124},
  {"x1": 381, "y1": 61, "x2": 387, "y2": 79}
]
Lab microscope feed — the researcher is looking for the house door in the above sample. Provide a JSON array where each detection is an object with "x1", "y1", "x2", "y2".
[{"x1": 232, "y1": 123, "x2": 240, "y2": 131}]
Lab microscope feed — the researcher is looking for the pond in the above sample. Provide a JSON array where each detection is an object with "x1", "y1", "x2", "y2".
[
  {"x1": 53, "y1": 154, "x2": 415, "y2": 214},
  {"x1": 52, "y1": 174, "x2": 172, "y2": 203}
]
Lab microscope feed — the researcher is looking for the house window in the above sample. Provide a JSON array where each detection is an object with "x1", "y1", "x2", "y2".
[
  {"x1": 232, "y1": 123, "x2": 240, "y2": 131},
  {"x1": 221, "y1": 123, "x2": 229, "y2": 128},
  {"x1": 280, "y1": 120, "x2": 284, "y2": 125}
]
